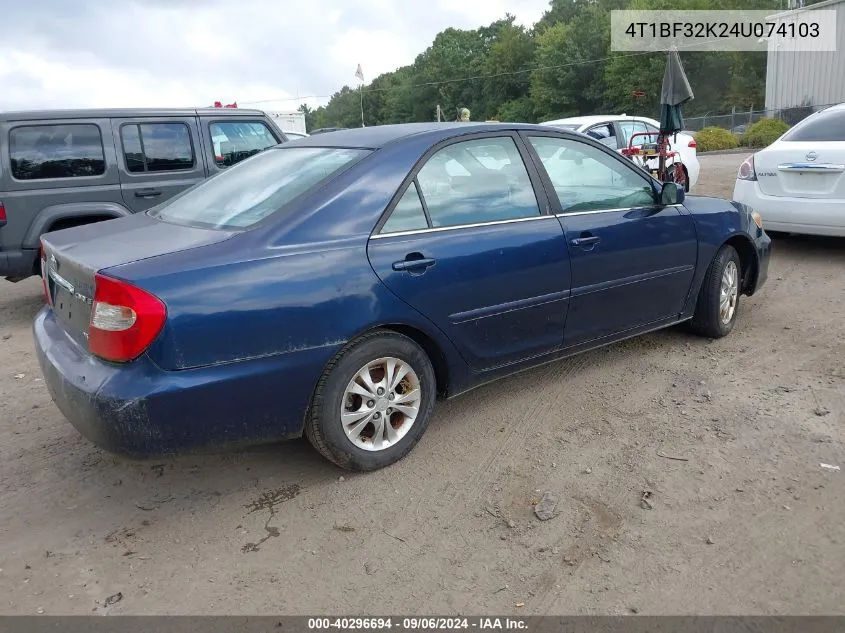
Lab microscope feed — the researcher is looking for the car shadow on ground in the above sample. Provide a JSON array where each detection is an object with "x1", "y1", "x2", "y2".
[
  {"x1": 769, "y1": 233, "x2": 845, "y2": 260},
  {"x1": 33, "y1": 430, "x2": 341, "y2": 515}
]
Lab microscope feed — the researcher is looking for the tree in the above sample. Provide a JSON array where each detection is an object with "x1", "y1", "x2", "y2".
[
  {"x1": 531, "y1": 5, "x2": 613, "y2": 121},
  {"x1": 310, "y1": 0, "x2": 775, "y2": 127},
  {"x1": 297, "y1": 103, "x2": 319, "y2": 132},
  {"x1": 480, "y1": 17, "x2": 536, "y2": 119}
]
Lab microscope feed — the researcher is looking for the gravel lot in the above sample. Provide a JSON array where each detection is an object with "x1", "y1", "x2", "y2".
[{"x1": 1, "y1": 152, "x2": 843, "y2": 615}]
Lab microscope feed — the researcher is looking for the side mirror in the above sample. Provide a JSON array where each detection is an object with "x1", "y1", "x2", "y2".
[{"x1": 661, "y1": 181, "x2": 685, "y2": 205}]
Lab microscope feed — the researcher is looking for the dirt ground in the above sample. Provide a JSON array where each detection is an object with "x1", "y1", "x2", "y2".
[{"x1": 1, "y1": 152, "x2": 843, "y2": 616}]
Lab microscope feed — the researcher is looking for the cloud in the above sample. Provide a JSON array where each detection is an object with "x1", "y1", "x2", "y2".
[{"x1": 0, "y1": 0, "x2": 549, "y2": 113}]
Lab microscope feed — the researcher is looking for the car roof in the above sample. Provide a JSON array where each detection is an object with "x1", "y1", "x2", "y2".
[
  {"x1": 281, "y1": 122, "x2": 564, "y2": 150},
  {"x1": 0, "y1": 107, "x2": 268, "y2": 123},
  {"x1": 543, "y1": 114, "x2": 660, "y2": 127}
]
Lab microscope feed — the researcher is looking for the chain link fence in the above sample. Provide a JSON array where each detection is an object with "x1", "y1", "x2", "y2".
[{"x1": 682, "y1": 103, "x2": 838, "y2": 133}]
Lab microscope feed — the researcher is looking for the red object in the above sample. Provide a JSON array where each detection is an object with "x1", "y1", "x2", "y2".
[
  {"x1": 688, "y1": 139, "x2": 697, "y2": 149},
  {"x1": 40, "y1": 242, "x2": 49, "y2": 304},
  {"x1": 0, "y1": 201, "x2": 6, "y2": 227},
  {"x1": 213, "y1": 101, "x2": 238, "y2": 108},
  {"x1": 213, "y1": 101, "x2": 223, "y2": 108},
  {"x1": 88, "y1": 273, "x2": 167, "y2": 362},
  {"x1": 632, "y1": 90, "x2": 646, "y2": 98}
]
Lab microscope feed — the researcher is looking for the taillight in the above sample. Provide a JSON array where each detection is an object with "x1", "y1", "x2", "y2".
[
  {"x1": 0, "y1": 201, "x2": 7, "y2": 227},
  {"x1": 88, "y1": 273, "x2": 166, "y2": 362},
  {"x1": 40, "y1": 241, "x2": 50, "y2": 304},
  {"x1": 687, "y1": 139, "x2": 697, "y2": 149},
  {"x1": 738, "y1": 155, "x2": 757, "y2": 181}
]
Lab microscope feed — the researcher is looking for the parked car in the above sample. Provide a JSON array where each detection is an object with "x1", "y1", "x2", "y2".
[
  {"x1": 733, "y1": 103, "x2": 845, "y2": 237},
  {"x1": 34, "y1": 122, "x2": 770, "y2": 471},
  {"x1": 542, "y1": 115, "x2": 700, "y2": 191},
  {"x1": 0, "y1": 108, "x2": 287, "y2": 281}
]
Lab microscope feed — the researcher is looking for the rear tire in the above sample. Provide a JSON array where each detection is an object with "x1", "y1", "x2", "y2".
[
  {"x1": 690, "y1": 245, "x2": 742, "y2": 339},
  {"x1": 304, "y1": 330, "x2": 437, "y2": 471}
]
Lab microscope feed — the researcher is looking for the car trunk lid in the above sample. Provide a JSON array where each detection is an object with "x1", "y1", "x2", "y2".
[
  {"x1": 41, "y1": 212, "x2": 235, "y2": 347},
  {"x1": 755, "y1": 141, "x2": 845, "y2": 199}
]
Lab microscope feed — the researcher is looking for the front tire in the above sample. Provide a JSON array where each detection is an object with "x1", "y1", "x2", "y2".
[
  {"x1": 690, "y1": 244, "x2": 742, "y2": 339},
  {"x1": 304, "y1": 330, "x2": 437, "y2": 471}
]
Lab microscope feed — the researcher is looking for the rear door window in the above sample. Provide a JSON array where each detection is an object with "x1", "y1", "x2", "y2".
[
  {"x1": 208, "y1": 121, "x2": 280, "y2": 168},
  {"x1": 414, "y1": 136, "x2": 540, "y2": 228},
  {"x1": 9, "y1": 124, "x2": 105, "y2": 180},
  {"x1": 120, "y1": 123, "x2": 195, "y2": 172},
  {"x1": 381, "y1": 182, "x2": 429, "y2": 234}
]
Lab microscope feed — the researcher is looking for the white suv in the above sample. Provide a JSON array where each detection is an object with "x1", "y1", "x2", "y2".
[{"x1": 542, "y1": 114, "x2": 700, "y2": 191}]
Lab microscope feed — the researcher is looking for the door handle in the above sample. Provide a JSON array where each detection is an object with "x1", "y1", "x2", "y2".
[
  {"x1": 392, "y1": 256, "x2": 436, "y2": 272},
  {"x1": 571, "y1": 235, "x2": 601, "y2": 247},
  {"x1": 135, "y1": 189, "x2": 162, "y2": 199}
]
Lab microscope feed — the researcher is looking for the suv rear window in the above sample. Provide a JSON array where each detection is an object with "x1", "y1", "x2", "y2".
[
  {"x1": 209, "y1": 121, "x2": 279, "y2": 168},
  {"x1": 121, "y1": 123, "x2": 194, "y2": 172},
  {"x1": 782, "y1": 108, "x2": 845, "y2": 142},
  {"x1": 9, "y1": 124, "x2": 105, "y2": 180},
  {"x1": 149, "y1": 146, "x2": 370, "y2": 229}
]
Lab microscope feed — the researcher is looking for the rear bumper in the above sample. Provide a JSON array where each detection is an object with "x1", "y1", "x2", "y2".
[
  {"x1": 0, "y1": 248, "x2": 37, "y2": 279},
  {"x1": 733, "y1": 179, "x2": 845, "y2": 237},
  {"x1": 33, "y1": 306, "x2": 337, "y2": 457}
]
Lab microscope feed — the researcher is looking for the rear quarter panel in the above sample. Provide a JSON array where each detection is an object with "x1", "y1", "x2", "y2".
[{"x1": 106, "y1": 235, "x2": 471, "y2": 408}]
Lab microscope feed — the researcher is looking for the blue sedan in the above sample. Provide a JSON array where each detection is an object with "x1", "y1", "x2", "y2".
[{"x1": 33, "y1": 123, "x2": 771, "y2": 471}]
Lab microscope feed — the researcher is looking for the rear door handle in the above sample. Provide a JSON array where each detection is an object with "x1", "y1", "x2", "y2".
[
  {"x1": 571, "y1": 235, "x2": 601, "y2": 247},
  {"x1": 135, "y1": 189, "x2": 162, "y2": 199},
  {"x1": 392, "y1": 257, "x2": 436, "y2": 272}
]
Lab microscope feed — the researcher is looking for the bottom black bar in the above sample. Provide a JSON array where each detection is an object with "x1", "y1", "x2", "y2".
[{"x1": 1, "y1": 616, "x2": 844, "y2": 633}]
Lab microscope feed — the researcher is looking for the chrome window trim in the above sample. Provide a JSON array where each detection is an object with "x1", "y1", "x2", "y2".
[
  {"x1": 370, "y1": 204, "x2": 684, "y2": 239},
  {"x1": 370, "y1": 214, "x2": 555, "y2": 240},
  {"x1": 556, "y1": 203, "x2": 682, "y2": 218}
]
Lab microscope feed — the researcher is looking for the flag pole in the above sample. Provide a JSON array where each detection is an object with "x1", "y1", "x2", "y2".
[{"x1": 355, "y1": 64, "x2": 365, "y2": 127}]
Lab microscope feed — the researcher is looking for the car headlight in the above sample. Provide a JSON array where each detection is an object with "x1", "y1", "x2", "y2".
[{"x1": 751, "y1": 210, "x2": 763, "y2": 229}]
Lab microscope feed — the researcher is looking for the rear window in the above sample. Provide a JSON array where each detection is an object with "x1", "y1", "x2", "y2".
[
  {"x1": 782, "y1": 108, "x2": 845, "y2": 142},
  {"x1": 9, "y1": 124, "x2": 105, "y2": 180},
  {"x1": 149, "y1": 147, "x2": 369, "y2": 229}
]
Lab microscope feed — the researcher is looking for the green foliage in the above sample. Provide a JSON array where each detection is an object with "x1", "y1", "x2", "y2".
[
  {"x1": 742, "y1": 118, "x2": 790, "y2": 147},
  {"x1": 309, "y1": 0, "x2": 781, "y2": 128},
  {"x1": 695, "y1": 127, "x2": 739, "y2": 152}
]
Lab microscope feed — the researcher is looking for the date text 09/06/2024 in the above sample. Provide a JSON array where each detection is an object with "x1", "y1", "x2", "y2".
[
  {"x1": 624, "y1": 21, "x2": 820, "y2": 38},
  {"x1": 307, "y1": 617, "x2": 528, "y2": 630}
]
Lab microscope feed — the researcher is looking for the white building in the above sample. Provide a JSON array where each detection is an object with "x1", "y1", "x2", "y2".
[{"x1": 765, "y1": 0, "x2": 845, "y2": 111}]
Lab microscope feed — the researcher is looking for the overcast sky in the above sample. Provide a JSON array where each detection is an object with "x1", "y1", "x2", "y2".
[{"x1": 0, "y1": 0, "x2": 550, "y2": 113}]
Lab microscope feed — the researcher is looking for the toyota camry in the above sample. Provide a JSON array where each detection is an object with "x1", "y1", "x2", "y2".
[{"x1": 34, "y1": 122, "x2": 770, "y2": 471}]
